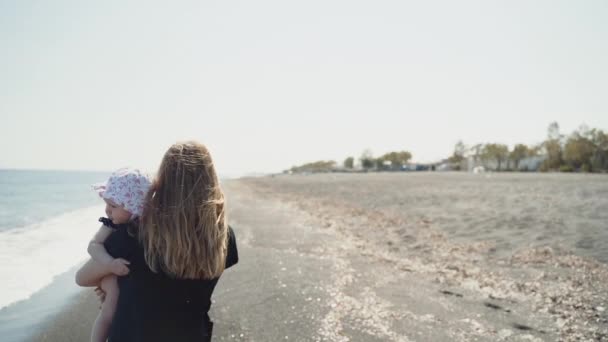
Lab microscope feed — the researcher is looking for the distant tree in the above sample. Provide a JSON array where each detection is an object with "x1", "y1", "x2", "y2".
[
  {"x1": 291, "y1": 160, "x2": 336, "y2": 173},
  {"x1": 448, "y1": 141, "x2": 466, "y2": 169},
  {"x1": 481, "y1": 143, "x2": 509, "y2": 171},
  {"x1": 542, "y1": 122, "x2": 564, "y2": 171},
  {"x1": 479, "y1": 144, "x2": 491, "y2": 167},
  {"x1": 528, "y1": 144, "x2": 542, "y2": 157},
  {"x1": 378, "y1": 151, "x2": 412, "y2": 169},
  {"x1": 343, "y1": 156, "x2": 354, "y2": 169},
  {"x1": 564, "y1": 126, "x2": 595, "y2": 171},
  {"x1": 360, "y1": 149, "x2": 375, "y2": 170},
  {"x1": 590, "y1": 129, "x2": 608, "y2": 171},
  {"x1": 510, "y1": 144, "x2": 529, "y2": 170},
  {"x1": 548, "y1": 121, "x2": 561, "y2": 140}
]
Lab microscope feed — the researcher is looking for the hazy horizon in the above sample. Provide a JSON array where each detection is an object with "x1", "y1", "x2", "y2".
[{"x1": 2, "y1": 1, "x2": 607, "y2": 177}]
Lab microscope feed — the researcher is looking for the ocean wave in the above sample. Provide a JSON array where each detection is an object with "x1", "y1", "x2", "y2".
[{"x1": 0, "y1": 205, "x2": 104, "y2": 309}]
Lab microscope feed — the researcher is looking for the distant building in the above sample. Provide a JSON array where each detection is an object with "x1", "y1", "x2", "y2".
[
  {"x1": 517, "y1": 155, "x2": 547, "y2": 171},
  {"x1": 464, "y1": 154, "x2": 547, "y2": 172}
]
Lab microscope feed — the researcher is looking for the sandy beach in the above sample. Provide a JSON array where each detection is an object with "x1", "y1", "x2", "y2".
[{"x1": 27, "y1": 172, "x2": 608, "y2": 341}]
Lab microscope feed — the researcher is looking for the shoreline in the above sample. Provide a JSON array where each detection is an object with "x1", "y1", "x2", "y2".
[
  {"x1": 0, "y1": 264, "x2": 93, "y2": 342},
  {"x1": 25, "y1": 290, "x2": 98, "y2": 342}
]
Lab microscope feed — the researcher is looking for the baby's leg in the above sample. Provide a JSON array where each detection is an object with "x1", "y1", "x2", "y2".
[{"x1": 91, "y1": 275, "x2": 119, "y2": 342}]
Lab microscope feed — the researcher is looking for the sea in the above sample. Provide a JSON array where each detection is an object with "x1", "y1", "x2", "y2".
[{"x1": 0, "y1": 169, "x2": 110, "y2": 341}]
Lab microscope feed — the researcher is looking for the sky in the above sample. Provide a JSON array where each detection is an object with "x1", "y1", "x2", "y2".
[{"x1": 1, "y1": 0, "x2": 607, "y2": 177}]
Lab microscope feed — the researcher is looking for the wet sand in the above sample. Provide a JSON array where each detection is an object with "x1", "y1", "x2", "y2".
[{"x1": 29, "y1": 172, "x2": 608, "y2": 341}]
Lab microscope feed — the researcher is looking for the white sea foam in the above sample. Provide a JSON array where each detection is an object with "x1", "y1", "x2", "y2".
[{"x1": 0, "y1": 205, "x2": 104, "y2": 309}]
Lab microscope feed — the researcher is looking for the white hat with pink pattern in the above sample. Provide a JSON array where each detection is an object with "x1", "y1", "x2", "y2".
[{"x1": 92, "y1": 167, "x2": 152, "y2": 217}]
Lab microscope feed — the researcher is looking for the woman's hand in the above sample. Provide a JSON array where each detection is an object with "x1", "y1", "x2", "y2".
[{"x1": 109, "y1": 258, "x2": 130, "y2": 276}]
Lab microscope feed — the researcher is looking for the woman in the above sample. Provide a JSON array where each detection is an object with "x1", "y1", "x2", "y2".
[{"x1": 87, "y1": 141, "x2": 238, "y2": 341}]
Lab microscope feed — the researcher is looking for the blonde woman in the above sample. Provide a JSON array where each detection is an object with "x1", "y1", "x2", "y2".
[{"x1": 80, "y1": 141, "x2": 238, "y2": 342}]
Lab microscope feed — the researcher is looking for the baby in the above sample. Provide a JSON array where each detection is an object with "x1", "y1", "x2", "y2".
[{"x1": 75, "y1": 167, "x2": 151, "y2": 342}]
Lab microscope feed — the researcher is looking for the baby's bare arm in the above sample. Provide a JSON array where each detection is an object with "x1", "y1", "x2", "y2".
[
  {"x1": 75, "y1": 258, "x2": 112, "y2": 287},
  {"x1": 88, "y1": 225, "x2": 114, "y2": 264},
  {"x1": 87, "y1": 224, "x2": 130, "y2": 276}
]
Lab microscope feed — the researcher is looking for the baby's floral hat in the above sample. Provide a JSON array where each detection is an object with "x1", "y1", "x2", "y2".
[{"x1": 93, "y1": 167, "x2": 152, "y2": 217}]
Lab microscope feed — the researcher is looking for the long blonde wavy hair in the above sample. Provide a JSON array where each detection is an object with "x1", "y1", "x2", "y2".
[{"x1": 139, "y1": 141, "x2": 228, "y2": 279}]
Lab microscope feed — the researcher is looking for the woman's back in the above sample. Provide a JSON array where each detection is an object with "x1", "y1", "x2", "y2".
[{"x1": 105, "y1": 225, "x2": 238, "y2": 342}]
